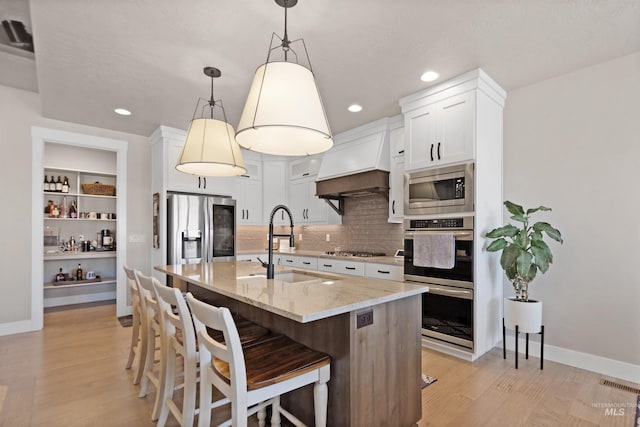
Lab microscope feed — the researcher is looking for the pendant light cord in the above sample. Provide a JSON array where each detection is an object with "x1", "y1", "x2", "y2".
[
  {"x1": 282, "y1": 1, "x2": 290, "y2": 61},
  {"x1": 209, "y1": 75, "x2": 216, "y2": 118}
]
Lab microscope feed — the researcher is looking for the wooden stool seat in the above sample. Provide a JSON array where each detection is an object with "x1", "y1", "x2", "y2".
[{"x1": 213, "y1": 334, "x2": 331, "y2": 391}]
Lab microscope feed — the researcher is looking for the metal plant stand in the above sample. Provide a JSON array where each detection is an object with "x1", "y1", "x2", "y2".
[{"x1": 503, "y1": 318, "x2": 544, "y2": 370}]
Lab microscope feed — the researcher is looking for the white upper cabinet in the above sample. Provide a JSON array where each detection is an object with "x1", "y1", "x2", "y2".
[
  {"x1": 388, "y1": 117, "x2": 405, "y2": 223},
  {"x1": 262, "y1": 159, "x2": 289, "y2": 225},
  {"x1": 152, "y1": 126, "x2": 233, "y2": 196},
  {"x1": 402, "y1": 90, "x2": 474, "y2": 170},
  {"x1": 400, "y1": 69, "x2": 506, "y2": 172},
  {"x1": 289, "y1": 156, "x2": 339, "y2": 224},
  {"x1": 234, "y1": 158, "x2": 263, "y2": 225}
]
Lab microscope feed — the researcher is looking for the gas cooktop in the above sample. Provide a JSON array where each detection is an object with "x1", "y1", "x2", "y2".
[{"x1": 324, "y1": 250, "x2": 386, "y2": 258}]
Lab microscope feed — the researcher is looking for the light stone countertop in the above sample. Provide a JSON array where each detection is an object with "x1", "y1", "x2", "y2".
[
  {"x1": 236, "y1": 249, "x2": 405, "y2": 266},
  {"x1": 155, "y1": 261, "x2": 427, "y2": 323}
]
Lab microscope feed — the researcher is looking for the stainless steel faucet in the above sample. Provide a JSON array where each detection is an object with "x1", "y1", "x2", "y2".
[{"x1": 266, "y1": 204, "x2": 295, "y2": 279}]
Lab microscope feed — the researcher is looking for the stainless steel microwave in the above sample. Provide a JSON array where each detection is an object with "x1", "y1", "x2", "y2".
[{"x1": 404, "y1": 162, "x2": 474, "y2": 215}]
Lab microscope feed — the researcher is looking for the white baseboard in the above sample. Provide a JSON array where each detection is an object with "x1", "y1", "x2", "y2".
[
  {"x1": 0, "y1": 319, "x2": 41, "y2": 336},
  {"x1": 504, "y1": 336, "x2": 640, "y2": 385}
]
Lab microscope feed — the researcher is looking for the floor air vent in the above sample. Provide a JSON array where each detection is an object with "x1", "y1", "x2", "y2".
[{"x1": 599, "y1": 378, "x2": 640, "y2": 395}]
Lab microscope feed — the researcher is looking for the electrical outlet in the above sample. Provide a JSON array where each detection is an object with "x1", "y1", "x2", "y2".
[
  {"x1": 356, "y1": 309, "x2": 373, "y2": 329},
  {"x1": 299, "y1": 234, "x2": 303, "y2": 241},
  {"x1": 325, "y1": 234, "x2": 330, "y2": 242}
]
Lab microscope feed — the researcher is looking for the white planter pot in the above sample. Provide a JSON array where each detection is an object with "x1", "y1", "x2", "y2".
[{"x1": 503, "y1": 298, "x2": 542, "y2": 333}]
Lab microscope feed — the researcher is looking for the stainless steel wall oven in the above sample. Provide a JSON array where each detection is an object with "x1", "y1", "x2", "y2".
[{"x1": 404, "y1": 216, "x2": 474, "y2": 349}]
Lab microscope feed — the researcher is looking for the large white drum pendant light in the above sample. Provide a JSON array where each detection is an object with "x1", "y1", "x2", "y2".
[
  {"x1": 236, "y1": 61, "x2": 333, "y2": 156},
  {"x1": 176, "y1": 67, "x2": 246, "y2": 177},
  {"x1": 177, "y1": 117, "x2": 245, "y2": 176},
  {"x1": 235, "y1": 0, "x2": 333, "y2": 156}
]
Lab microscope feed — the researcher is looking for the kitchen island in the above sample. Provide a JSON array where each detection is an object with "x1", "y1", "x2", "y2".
[{"x1": 155, "y1": 261, "x2": 428, "y2": 426}]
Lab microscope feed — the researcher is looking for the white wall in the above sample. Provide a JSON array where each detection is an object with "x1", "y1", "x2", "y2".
[
  {"x1": 503, "y1": 52, "x2": 640, "y2": 368},
  {"x1": 0, "y1": 84, "x2": 152, "y2": 328}
]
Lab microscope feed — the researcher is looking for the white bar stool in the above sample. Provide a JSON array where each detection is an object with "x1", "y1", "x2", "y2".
[
  {"x1": 186, "y1": 293, "x2": 331, "y2": 427},
  {"x1": 123, "y1": 265, "x2": 146, "y2": 385},
  {"x1": 136, "y1": 271, "x2": 166, "y2": 421},
  {"x1": 153, "y1": 280, "x2": 199, "y2": 427}
]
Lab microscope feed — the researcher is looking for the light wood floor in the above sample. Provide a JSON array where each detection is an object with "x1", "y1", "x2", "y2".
[{"x1": 0, "y1": 302, "x2": 637, "y2": 426}]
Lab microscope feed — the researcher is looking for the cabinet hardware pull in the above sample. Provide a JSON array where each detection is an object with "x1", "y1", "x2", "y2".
[
  {"x1": 377, "y1": 270, "x2": 390, "y2": 274},
  {"x1": 198, "y1": 176, "x2": 201, "y2": 188},
  {"x1": 437, "y1": 142, "x2": 441, "y2": 160},
  {"x1": 398, "y1": 149, "x2": 404, "y2": 154},
  {"x1": 392, "y1": 200, "x2": 395, "y2": 214},
  {"x1": 203, "y1": 177, "x2": 207, "y2": 188},
  {"x1": 345, "y1": 266, "x2": 356, "y2": 270},
  {"x1": 430, "y1": 144, "x2": 434, "y2": 162},
  {"x1": 286, "y1": 259, "x2": 293, "y2": 263},
  {"x1": 303, "y1": 261, "x2": 311, "y2": 265},
  {"x1": 246, "y1": 209, "x2": 249, "y2": 220},
  {"x1": 302, "y1": 172, "x2": 310, "y2": 177},
  {"x1": 323, "y1": 264, "x2": 332, "y2": 267}
]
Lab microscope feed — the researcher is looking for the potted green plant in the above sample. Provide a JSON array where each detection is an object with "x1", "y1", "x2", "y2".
[{"x1": 485, "y1": 201, "x2": 563, "y2": 332}]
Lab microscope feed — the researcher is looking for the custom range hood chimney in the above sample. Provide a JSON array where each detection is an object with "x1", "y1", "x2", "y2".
[{"x1": 315, "y1": 118, "x2": 395, "y2": 215}]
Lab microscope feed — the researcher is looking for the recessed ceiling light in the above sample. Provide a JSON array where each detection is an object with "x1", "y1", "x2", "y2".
[
  {"x1": 420, "y1": 71, "x2": 440, "y2": 82},
  {"x1": 348, "y1": 104, "x2": 363, "y2": 113},
  {"x1": 114, "y1": 108, "x2": 132, "y2": 116}
]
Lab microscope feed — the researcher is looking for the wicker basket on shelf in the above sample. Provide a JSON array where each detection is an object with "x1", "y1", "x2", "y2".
[{"x1": 82, "y1": 182, "x2": 116, "y2": 196}]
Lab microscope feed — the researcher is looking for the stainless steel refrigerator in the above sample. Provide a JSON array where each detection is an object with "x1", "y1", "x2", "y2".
[{"x1": 167, "y1": 193, "x2": 236, "y2": 266}]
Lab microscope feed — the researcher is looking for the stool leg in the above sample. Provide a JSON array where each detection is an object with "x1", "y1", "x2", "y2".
[
  {"x1": 314, "y1": 380, "x2": 329, "y2": 427},
  {"x1": 515, "y1": 325, "x2": 519, "y2": 369},
  {"x1": 526, "y1": 333, "x2": 529, "y2": 359},
  {"x1": 502, "y1": 318, "x2": 506, "y2": 360},
  {"x1": 540, "y1": 325, "x2": 545, "y2": 370}
]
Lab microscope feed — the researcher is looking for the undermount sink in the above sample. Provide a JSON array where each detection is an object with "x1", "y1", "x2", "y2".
[{"x1": 239, "y1": 271, "x2": 323, "y2": 284}]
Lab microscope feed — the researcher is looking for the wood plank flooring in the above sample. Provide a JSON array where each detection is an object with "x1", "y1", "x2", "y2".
[{"x1": 0, "y1": 302, "x2": 638, "y2": 426}]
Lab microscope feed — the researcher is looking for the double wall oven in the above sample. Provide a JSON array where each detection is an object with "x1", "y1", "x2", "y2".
[{"x1": 404, "y1": 216, "x2": 474, "y2": 350}]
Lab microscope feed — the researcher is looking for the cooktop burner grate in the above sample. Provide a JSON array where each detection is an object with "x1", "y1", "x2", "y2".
[{"x1": 324, "y1": 250, "x2": 386, "y2": 257}]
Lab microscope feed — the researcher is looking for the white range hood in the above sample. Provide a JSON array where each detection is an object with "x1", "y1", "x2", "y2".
[
  {"x1": 317, "y1": 122, "x2": 390, "y2": 181},
  {"x1": 316, "y1": 118, "x2": 392, "y2": 214}
]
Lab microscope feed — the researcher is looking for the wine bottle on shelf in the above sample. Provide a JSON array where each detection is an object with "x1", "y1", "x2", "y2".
[
  {"x1": 55, "y1": 268, "x2": 65, "y2": 282},
  {"x1": 69, "y1": 201, "x2": 77, "y2": 219},
  {"x1": 62, "y1": 176, "x2": 69, "y2": 193},
  {"x1": 76, "y1": 264, "x2": 83, "y2": 281},
  {"x1": 44, "y1": 175, "x2": 50, "y2": 192},
  {"x1": 55, "y1": 176, "x2": 63, "y2": 192}
]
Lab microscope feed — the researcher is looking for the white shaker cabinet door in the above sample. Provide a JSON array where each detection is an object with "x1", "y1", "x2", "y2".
[{"x1": 404, "y1": 91, "x2": 474, "y2": 171}]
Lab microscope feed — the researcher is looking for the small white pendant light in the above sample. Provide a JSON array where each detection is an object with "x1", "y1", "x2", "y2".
[
  {"x1": 176, "y1": 67, "x2": 246, "y2": 177},
  {"x1": 236, "y1": 0, "x2": 333, "y2": 156}
]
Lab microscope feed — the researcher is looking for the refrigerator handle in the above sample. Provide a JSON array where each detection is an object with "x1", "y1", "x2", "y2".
[{"x1": 202, "y1": 197, "x2": 209, "y2": 263}]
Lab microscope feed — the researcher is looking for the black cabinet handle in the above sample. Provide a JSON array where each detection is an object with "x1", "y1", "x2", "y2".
[
  {"x1": 286, "y1": 259, "x2": 293, "y2": 263},
  {"x1": 392, "y1": 200, "x2": 395, "y2": 214},
  {"x1": 281, "y1": 211, "x2": 284, "y2": 220},
  {"x1": 203, "y1": 177, "x2": 207, "y2": 189},
  {"x1": 246, "y1": 209, "x2": 249, "y2": 220},
  {"x1": 323, "y1": 264, "x2": 332, "y2": 268},
  {"x1": 302, "y1": 172, "x2": 310, "y2": 177},
  {"x1": 303, "y1": 261, "x2": 311, "y2": 265},
  {"x1": 430, "y1": 144, "x2": 434, "y2": 162},
  {"x1": 377, "y1": 270, "x2": 390, "y2": 274},
  {"x1": 398, "y1": 149, "x2": 405, "y2": 154},
  {"x1": 345, "y1": 266, "x2": 356, "y2": 270},
  {"x1": 437, "y1": 142, "x2": 441, "y2": 160},
  {"x1": 198, "y1": 176, "x2": 201, "y2": 188}
]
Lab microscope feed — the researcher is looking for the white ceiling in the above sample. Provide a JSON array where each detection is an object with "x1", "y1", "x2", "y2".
[{"x1": 2, "y1": 0, "x2": 639, "y2": 137}]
